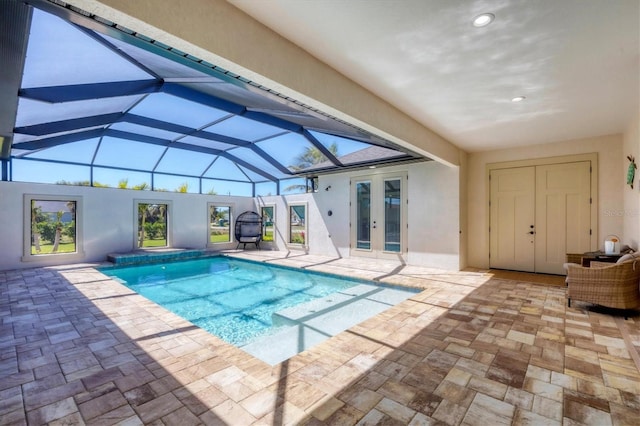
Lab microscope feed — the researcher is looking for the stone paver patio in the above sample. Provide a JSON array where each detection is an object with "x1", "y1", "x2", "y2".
[{"x1": 1, "y1": 251, "x2": 639, "y2": 425}]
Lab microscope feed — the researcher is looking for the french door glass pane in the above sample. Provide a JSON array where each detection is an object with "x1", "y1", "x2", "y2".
[
  {"x1": 384, "y1": 179, "x2": 401, "y2": 252},
  {"x1": 356, "y1": 181, "x2": 371, "y2": 249}
]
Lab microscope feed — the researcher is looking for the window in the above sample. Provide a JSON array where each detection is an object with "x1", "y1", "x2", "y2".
[
  {"x1": 288, "y1": 203, "x2": 307, "y2": 246},
  {"x1": 136, "y1": 201, "x2": 169, "y2": 248},
  {"x1": 23, "y1": 195, "x2": 83, "y2": 261},
  {"x1": 209, "y1": 204, "x2": 232, "y2": 245},
  {"x1": 261, "y1": 205, "x2": 275, "y2": 242},
  {"x1": 306, "y1": 176, "x2": 318, "y2": 193}
]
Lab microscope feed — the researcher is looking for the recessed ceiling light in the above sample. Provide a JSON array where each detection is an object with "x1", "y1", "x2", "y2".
[
  {"x1": 472, "y1": 13, "x2": 495, "y2": 27},
  {"x1": 511, "y1": 96, "x2": 526, "y2": 102}
]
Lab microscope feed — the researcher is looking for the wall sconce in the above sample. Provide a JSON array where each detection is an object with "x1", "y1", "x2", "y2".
[{"x1": 325, "y1": 185, "x2": 331, "y2": 191}]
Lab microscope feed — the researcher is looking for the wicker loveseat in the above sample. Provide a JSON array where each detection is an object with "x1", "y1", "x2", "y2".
[{"x1": 565, "y1": 254, "x2": 640, "y2": 313}]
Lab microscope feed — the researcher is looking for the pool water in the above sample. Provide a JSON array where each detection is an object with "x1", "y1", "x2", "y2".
[{"x1": 101, "y1": 256, "x2": 369, "y2": 346}]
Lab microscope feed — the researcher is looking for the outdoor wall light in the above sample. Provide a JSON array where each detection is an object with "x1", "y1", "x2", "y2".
[{"x1": 325, "y1": 185, "x2": 331, "y2": 191}]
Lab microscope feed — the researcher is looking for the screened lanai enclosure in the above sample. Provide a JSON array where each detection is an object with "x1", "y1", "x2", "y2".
[{"x1": 1, "y1": 0, "x2": 428, "y2": 197}]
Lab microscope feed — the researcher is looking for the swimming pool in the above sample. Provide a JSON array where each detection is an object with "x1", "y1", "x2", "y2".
[{"x1": 101, "y1": 256, "x2": 419, "y2": 363}]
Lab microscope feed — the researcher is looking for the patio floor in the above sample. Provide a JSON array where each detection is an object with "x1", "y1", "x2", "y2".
[{"x1": 1, "y1": 251, "x2": 639, "y2": 425}]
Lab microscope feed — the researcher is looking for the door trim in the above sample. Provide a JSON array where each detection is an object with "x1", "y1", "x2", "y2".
[{"x1": 486, "y1": 153, "x2": 598, "y2": 268}]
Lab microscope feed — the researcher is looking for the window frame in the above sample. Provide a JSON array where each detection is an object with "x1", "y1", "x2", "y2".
[
  {"x1": 134, "y1": 199, "x2": 172, "y2": 249},
  {"x1": 22, "y1": 194, "x2": 84, "y2": 262},
  {"x1": 208, "y1": 202, "x2": 234, "y2": 247},
  {"x1": 287, "y1": 202, "x2": 308, "y2": 248}
]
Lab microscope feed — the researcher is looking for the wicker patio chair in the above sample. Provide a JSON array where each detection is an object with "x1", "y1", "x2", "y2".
[
  {"x1": 234, "y1": 211, "x2": 263, "y2": 249},
  {"x1": 565, "y1": 258, "x2": 640, "y2": 315}
]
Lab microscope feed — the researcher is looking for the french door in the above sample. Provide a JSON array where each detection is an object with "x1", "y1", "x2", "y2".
[
  {"x1": 350, "y1": 173, "x2": 406, "y2": 259},
  {"x1": 489, "y1": 161, "x2": 592, "y2": 274}
]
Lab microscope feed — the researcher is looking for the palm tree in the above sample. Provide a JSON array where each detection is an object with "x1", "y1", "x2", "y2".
[
  {"x1": 51, "y1": 211, "x2": 63, "y2": 252},
  {"x1": 290, "y1": 142, "x2": 339, "y2": 171},
  {"x1": 285, "y1": 143, "x2": 339, "y2": 192},
  {"x1": 63, "y1": 201, "x2": 76, "y2": 245},
  {"x1": 138, "y1": 203, "x2": 167, "y2": 247},
  {"x1": 31, "y1": 204, "x2": 43, "y2": 253}
]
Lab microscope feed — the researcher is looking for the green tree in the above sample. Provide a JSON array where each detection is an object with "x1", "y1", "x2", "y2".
[
  {"x1": 290, "y1": 142, "x2": 339, "y2": 171},
  {"x1": 31, "y1": 204, "x2": 46, "y2": 253},
  {"x1": 132, "y1": 182, "x2": 150, "y2": 190},
  {"x1": 55, "y1": 180, "x2": 109, "y2": 187},
  {"x1": 138, "y1": 203, "x2": 167, "y2": 247},
  {"x1": 37, "y1": 221, "x2": 57, "y2": 244},
  {"x1": 285, "y1": 143, "x2": 339, "y2": 193},
  {"x1": 51, "y1": 210, "x2": 64, "y2": 252},
  {"x1": 64, "y1": 221, "x2": 76, "y2": 240},
  {"x1": 63, "y1": 201, "x2": 76, "y2": 242},
  {"x1": 175, "y1": 182, "x2": 189, "y2": 193}
]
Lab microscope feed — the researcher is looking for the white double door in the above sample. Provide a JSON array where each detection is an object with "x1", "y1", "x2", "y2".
[
  {"x1": 489, "y1": 161, "x2": 592, "y2": 274},
  {"x1": 350, "y1": 173, "x2": 406, "y2": 259}
]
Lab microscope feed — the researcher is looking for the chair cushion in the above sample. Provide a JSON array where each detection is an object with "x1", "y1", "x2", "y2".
[{"x1": 617, "y1": 252, "x2": 640, "y2": 263}]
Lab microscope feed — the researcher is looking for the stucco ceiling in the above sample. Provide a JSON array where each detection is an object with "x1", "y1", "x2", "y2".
[{"x1": 229, "y1": 0, "x2": 639, "y2": 153}]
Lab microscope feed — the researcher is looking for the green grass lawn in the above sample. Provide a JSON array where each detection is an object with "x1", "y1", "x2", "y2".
[
  {"x1": 210, "y1": 233, "x2": 230, "y2": 243},
  {"x1": 140, "y1": 239, "x2": 167, "y2": 248},
  {"x1": 31, "y1": 242, "x2": 76, "y2": 255}
]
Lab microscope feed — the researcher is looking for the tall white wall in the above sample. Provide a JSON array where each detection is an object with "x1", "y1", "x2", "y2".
[
  {"x1": 467, "y1": 134, "x2": 624, "y2": 269},
  {"x1": 257, "y1": 161, "x2": 462, "y2": 270},
  {"x1": 406, "y1": 162, "x2": 460, "y2": 270},
  {"x1": 623, "y1": 112, "x2": 640, "y2": 249},
  {"x1": 1, "y1": 161, "x2": 462, "y2": 271},
  {"x1": 0, "y1": 181, "x2": 255, "y2": 270}
]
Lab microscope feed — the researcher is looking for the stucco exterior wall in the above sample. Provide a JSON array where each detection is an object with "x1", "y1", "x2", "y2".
[
  {"x1": 0, "y1": 161, "x2": 462, "y2": 271},
  {"x1": 258, "y1": 161, "x2": 462, "y2": 271},
  {"x1": 0, "y1": 181, "x2": 255, "y2": 270}
]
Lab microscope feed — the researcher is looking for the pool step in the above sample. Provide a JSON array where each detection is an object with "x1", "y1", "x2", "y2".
[
  {"x1": 106, "y1": 248, "x2": 210, "y2": 265},
  {"x1": 241, "y1": 283, "x2": 417, "y2": 365}
]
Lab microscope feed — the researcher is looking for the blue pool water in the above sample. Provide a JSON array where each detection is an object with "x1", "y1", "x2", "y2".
[{"x1": 101, "y1": 256, "x2": 372, "y2": 346}]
